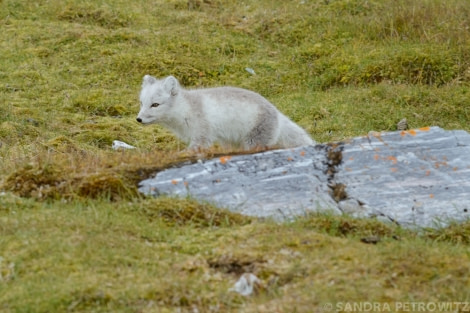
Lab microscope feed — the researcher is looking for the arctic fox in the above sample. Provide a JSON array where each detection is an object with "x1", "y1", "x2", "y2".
[{"x1": 136, "y1": 75, "x2": 315, "y2": 150}]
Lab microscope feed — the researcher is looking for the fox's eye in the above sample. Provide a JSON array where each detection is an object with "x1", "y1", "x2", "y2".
[{"x1": 151, "y1": 103, "x2": 160, "y2": 108}]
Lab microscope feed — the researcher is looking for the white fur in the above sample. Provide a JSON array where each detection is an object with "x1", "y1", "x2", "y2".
[{"x1": 137, "y1": 75, "x2": 315, "y2": 150}]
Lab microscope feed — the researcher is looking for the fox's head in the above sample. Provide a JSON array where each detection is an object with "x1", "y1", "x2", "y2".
[{"x1": 136, "y1": 75, "x2": 180, "y2": 125}]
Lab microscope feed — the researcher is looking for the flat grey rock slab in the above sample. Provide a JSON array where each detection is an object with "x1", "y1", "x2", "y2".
[
  {"x1": 139, "y1": 146, "x2": 341, "y2": 220},
  {"x1": 139, "y1": 127, "x2": 470, "y2": 228},
  {"x1": 336, "y1": 127, "x2": 470, "y2": 228}
]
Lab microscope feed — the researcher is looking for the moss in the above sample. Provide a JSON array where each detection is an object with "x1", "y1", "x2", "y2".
[
  {"x1": 0, "y1": 192, "x2": 39, "y2": 212},
  {"x1": 2, "y1": 162, "x2": 66, "y2": 200},
  {"x1": 76, "y1": 170, "x2": 138, "y2": 201},
  {"x1": 73, "y1": 120, "x2": 134, "y2": 149},
  {"x1": 66, "y1": 89, "x2": 127, "y2": 117},
  {"x1": 296, "y1": 212, "x2": 403, "y2": 239},
  {"x1": 57, "y1": 3, "x2": 131, "y2": 28},
  {"x1": 136, "y1": 197, "x2": 252, "y2": 227},
  {"x1": 44, "y1": 136, "x2": 81, "y2": 153},
  {"x1": 67, "y1": 287, "x2": 114, "y2": 311},
  {"x1": 0, "y1": 122, "x2": 18, "y2": 143},
  {"x1": 423, "y1": 220, "x2": 470, "y2": 244},
  {"x1": 0, "y1": 120, "x2": 41, "y2": 144},
  {"x1": 304, "y1": 45, "x2": 467, "y2": 89}
]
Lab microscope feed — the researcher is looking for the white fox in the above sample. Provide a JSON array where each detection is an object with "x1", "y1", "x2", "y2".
[{"x1": 136, "y1": 75, "x2": 315, "y2": 150}]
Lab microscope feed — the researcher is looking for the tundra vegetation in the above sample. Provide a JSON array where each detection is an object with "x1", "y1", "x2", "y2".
[{"x1": 1, "y1": 0, "x2": 470, "y2": 312}]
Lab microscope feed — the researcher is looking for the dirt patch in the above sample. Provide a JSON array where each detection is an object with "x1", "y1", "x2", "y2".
[{"x1": 207, "y1": 254, "x2": 264, "y2": 276}]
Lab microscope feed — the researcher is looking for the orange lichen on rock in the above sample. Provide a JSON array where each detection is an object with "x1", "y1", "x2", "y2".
[
  {"x1": 386, "y1": 156, "x2": 398, "y2": 164},
  {"x1": 401, "y1": 129, "x2": 420, "y2": 136},
  {"x1": 171, "y1": 179, "x2": 179, "y2": 185},
  {"x1": 419, "y1": 126, "x2": 431, "y2": 131},
  {"x1": 374, "y1": 154, "x2": 380, "y2": 161},
  {"x1": 219, "y1": 156, "x2": 232, "y2": 164},
  {"x1": 434, "y1": 161, "x2": 448, "y2": 169},
  {"x1": 390, "y1": 167, "x2": 398, "y2": 172},
  {"x1": 300, "y1": 151, "x2": 306, "y2": 157}
]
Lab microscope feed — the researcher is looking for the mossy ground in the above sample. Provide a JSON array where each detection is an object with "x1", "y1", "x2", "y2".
[{"x1": 1, "y1": 0, "x2": 469, "y2": 312}]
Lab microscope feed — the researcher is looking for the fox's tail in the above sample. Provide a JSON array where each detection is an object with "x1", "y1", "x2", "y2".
[{"x1": 277, "y1": 115, "x2": 315, "y2": 148}]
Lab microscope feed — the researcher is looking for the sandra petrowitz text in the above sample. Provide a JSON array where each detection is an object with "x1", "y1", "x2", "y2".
[{"x1": 322, "y1": 302, "x2": 470, "y2": 312}]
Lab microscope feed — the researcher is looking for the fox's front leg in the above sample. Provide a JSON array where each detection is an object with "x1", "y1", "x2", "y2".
[
  {"x1": 185, "y1": 119, "x2": 211, "y2": 152},
  {"x1": 186, "y1": 134, "x2": 211, "y2": 152}
]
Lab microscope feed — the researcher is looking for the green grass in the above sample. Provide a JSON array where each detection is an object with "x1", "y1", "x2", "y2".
[{"x1": 1, "y1": 0, "x2": 470, "y2": 311}]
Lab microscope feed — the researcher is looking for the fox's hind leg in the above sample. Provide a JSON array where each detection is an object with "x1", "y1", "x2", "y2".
[{"x1": 244, "y1": 108, "x2": 279, "y2": 150}]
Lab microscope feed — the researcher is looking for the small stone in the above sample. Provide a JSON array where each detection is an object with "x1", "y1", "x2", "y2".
[
  {"x1": 112, "y1": 140, "x2": 136, "y2": 150},
  {"x1": 245, "y1": 67, "x2": 256, "y2": 75},
  {"x1": 396, "y1": 118, "x2": 408, "y2": 131},
  {"x1": 228, "y1": 273, "x2": 262, "y2": 296},
  {"x1": 360, "y1": 236, "x2": 381, "y2": 244},
  {"x1": 25, "y1": 118, "x2": 39, "y2": 126}
]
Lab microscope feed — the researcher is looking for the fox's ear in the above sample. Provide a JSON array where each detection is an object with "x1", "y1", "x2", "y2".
[
  {"x1": 142, "y1": 75, "x2": 157, "y2": 87},
  {"x1": 163, "y1": 75, "x2": 180, "y2": 96}
]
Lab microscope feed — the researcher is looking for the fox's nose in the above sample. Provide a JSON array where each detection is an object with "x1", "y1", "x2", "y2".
[{"x1": 136, "y1": 117, "x2": 142, "y2": 123}]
